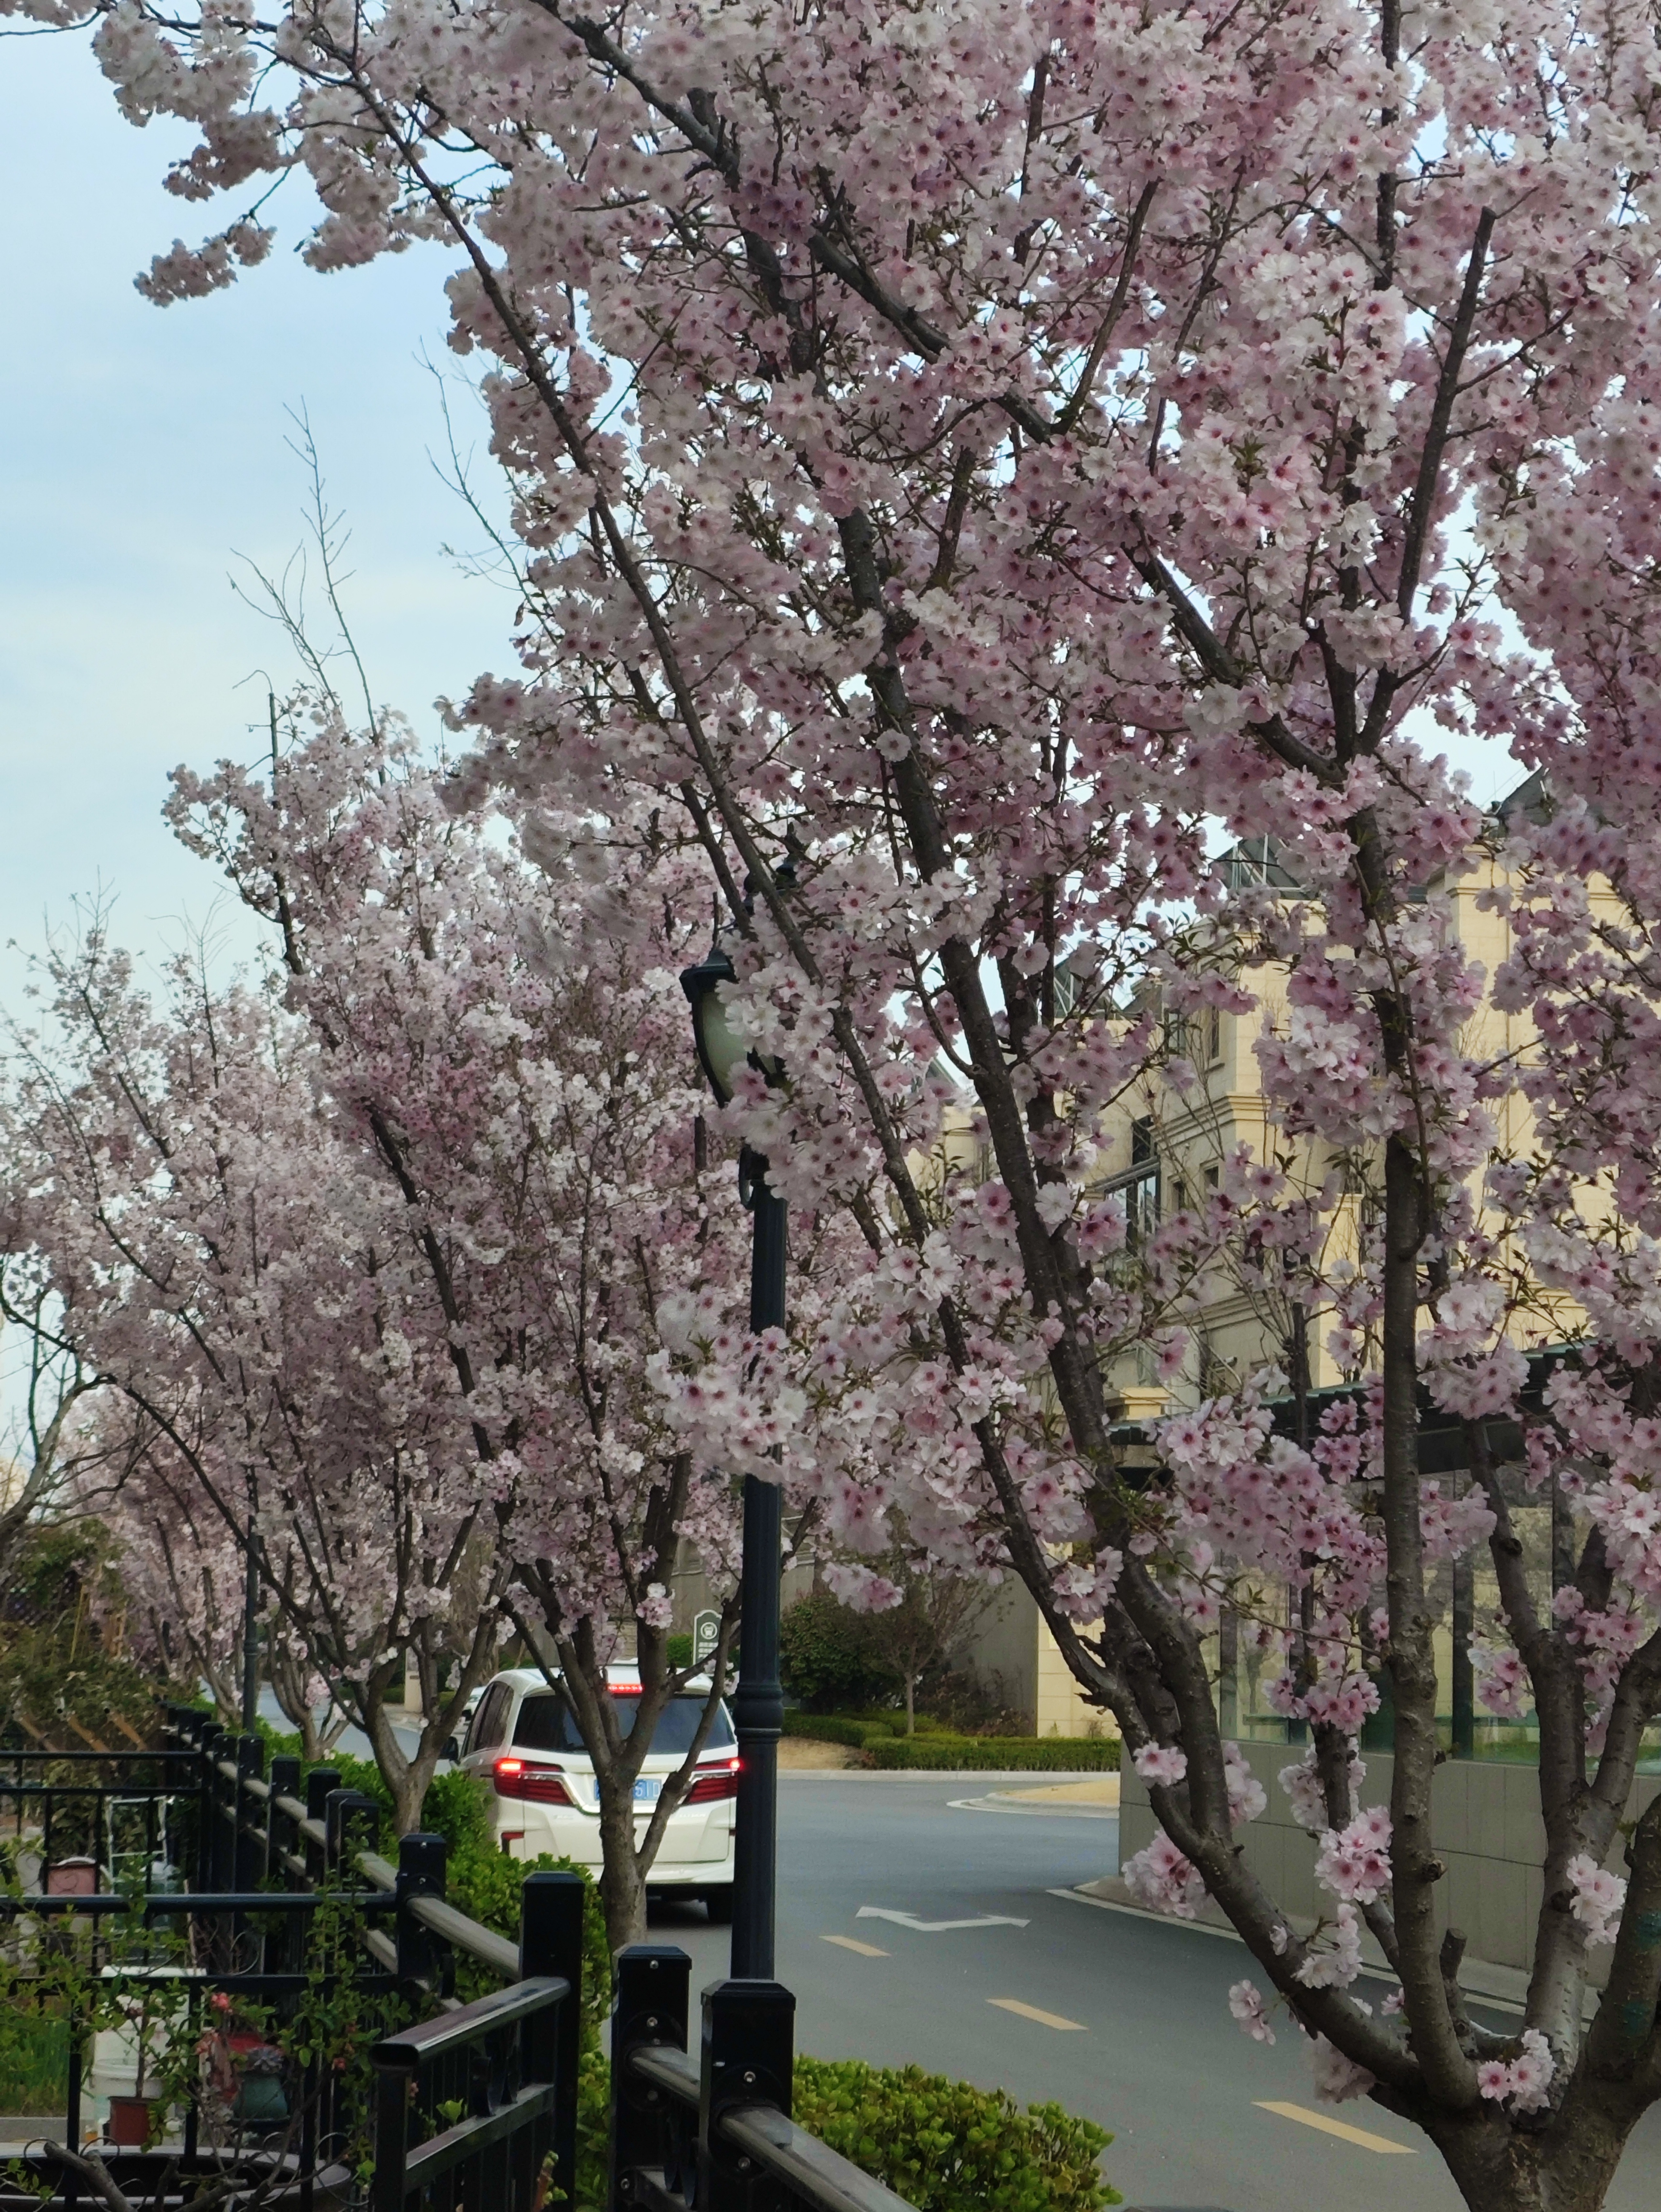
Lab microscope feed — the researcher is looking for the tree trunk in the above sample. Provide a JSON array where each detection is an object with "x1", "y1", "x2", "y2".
[
  {"x1": 595, "y1": 1787, "x2": 648, "y2": 1953},
  {"x1": 362, "y1": 1676, "x2": 436, "y2": 1836},
  {"x1": 1429, "y1": 2097, "x2": 1641, "y2": 2212},
  {"x1": 905, "y1": 1673, "x2": 915, "y2": 1736},
  {"x1": 391, "y1": 1765, "x2": 432, "y2": 1837}
]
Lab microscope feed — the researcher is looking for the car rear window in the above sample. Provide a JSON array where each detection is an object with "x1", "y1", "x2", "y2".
[{"x1": 514, "y1": 1692, "x2": 735, "y2": 1754}]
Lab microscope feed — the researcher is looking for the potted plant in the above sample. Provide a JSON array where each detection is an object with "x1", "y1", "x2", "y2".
[{"x1": 103, "y1": 1970, "x2": 163, "y2": 2146}]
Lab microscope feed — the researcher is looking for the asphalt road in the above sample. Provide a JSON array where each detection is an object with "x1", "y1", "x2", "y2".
[{"x1": 639, "y1": 1773, "x2": 1661, "y2": 2212}]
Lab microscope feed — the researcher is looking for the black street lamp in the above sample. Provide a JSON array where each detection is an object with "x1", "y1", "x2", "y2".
[{"x1": 681, "y1": 938, "x2": 786, "y2": 1980}]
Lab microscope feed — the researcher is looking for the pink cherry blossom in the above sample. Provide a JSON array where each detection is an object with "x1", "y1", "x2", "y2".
[
  {"x1": 15, "y1": 0, "x2": 1661, "y2": 2186},
  {"x1": 1566, "y1": 1855, "x2": 1627, "y2": 1949},
  {"x1": 1229, "y1": 1980, "x2": 1275, "y2": 2045}
]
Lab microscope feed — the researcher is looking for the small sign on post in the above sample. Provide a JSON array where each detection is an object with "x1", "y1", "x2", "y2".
[{"x1": 692, "y1": 1609, "x2": 722, "y2": 1667}]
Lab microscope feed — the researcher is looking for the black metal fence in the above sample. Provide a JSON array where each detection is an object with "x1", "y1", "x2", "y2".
[
  {"x1": 2, "y1": 1706, "x2": 944, "y2": 2212},
  {"x1": 0, "y1": 1706, "x2": 584, "y2": 2210},
  {"x1": 611, "y1": 1948, "x2": 916, "y2": 2212}
]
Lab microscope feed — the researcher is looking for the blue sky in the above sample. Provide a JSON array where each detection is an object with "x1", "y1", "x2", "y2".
[
  {"x1": 0, "y1": 33, "x2": 515, "y2": 990},
  {"x1": 0, "y1": 30, "x2": 1522, "y2": 1001}
]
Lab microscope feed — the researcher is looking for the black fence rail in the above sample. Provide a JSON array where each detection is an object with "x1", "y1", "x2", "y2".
[
  {"x1": 0, "y1": 1744, "x2": 189, "y2": 1890},
  {"x1": 611, "y1": 1948, "x2": 914, "y2": 2212},
  {"x1": 0, "y1": 1707, "x2": 586, "y2": 2211},
  {"x1": 3, "y1": 1706, "x2": 950, "y2": 2212}
]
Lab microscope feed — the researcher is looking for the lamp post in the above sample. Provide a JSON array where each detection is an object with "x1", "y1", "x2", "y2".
[
  {"x1": 681, "y1": 939, "x2": 786, "y2": 1980},
  {"x1": 241, "y1": 1520, "x2": 261, "y2": 1735}
]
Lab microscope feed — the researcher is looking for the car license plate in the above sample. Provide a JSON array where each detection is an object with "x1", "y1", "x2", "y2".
[{"x1": 632, "y1": 1778, "x2": 661, "y2": 1804}]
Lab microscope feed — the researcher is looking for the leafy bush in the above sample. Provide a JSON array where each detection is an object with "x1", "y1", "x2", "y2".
[
  {"x1": 779, "y1": 1591, "x2": 901, "y2": 1712},
  {"x1": 0, "y1": 1522, "x2": 159, "y2": 1766},
  {"x1": 793, "y1": 2057, "x2": 1118, "y2": 2212},
  {"x1": 781, "y1": 1714, "x2": 876, "y2": 1750},
  {"x1": 865, "y1": 1736, "x2": 1119, "y2": 1771},
  {"x1": 782, "y1": 1714, "x2": 1120, "y2": 1769}
]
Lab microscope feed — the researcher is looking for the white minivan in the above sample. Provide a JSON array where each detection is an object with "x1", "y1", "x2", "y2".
[{"x1": 459, "y1": 1665, "x2": 738, "y2": 1919}]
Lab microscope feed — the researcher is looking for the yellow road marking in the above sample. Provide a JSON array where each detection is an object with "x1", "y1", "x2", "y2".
[
  {"x1": 987, "y1": 1997, "x2": 1086, "y2": 2032},
  {"x1": 822, "y1": 1934, "x2": 889, "y2": 1958},
  {"x1": 1255, "y1": 2101, "x2": 1415, "y2": 2153}
]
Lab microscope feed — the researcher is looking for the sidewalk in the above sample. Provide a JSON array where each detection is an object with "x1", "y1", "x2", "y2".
[
  {"x1": 951, "y1": 1776, "x2": 1120, "y2": 1819},
  {"x1": 1068, "y1": 1874, "x2": 1548, "y2": 2017}
]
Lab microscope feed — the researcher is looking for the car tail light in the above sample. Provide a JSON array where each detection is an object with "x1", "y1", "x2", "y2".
[
  {"x1": 683, "y1": 1758, "x2": 741, "y2": 1805},
  {"x1": 494, "y1": 1757, "x2": 576, "y2": 1807}
]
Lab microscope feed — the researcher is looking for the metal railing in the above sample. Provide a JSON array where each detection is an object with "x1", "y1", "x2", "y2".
[
  {"x1": 610, "y1": 1948, "x2": 915, "y2": 2212},
  {"x1": 2, "y1": 1706, "x2": 955, "y2": 2212},
  {"x1": 0, "y1": 1745, "x2": 190, "y2": 1890},
  {"x1": 0, "y1": 1707, "x2": 587, "y2": 2211}
]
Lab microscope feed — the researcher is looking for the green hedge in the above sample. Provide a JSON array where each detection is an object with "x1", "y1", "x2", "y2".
[
  {"x1": 864, "y1": 1736, "x2": 1120, "y2": 1771},
  {"x1": 794, "y1": 2057, "x2": 1118, "y2": 2212},
  {"x1": 782, "y1": 1713, "x2": 1119, "y2": 1769},
  {"x1": 783, "y1": 1714, "x2": 876, "y2": 1749}
]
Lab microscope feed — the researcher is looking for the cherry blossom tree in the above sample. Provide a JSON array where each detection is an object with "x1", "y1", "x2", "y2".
[
  {"x1": 0, "y1": 1251, "x2": 130, "y2": 1582},
  {"x1": 2, "y1": 709, "x2": 810, "y2": 1943},
  {"x1": 170, "y1": 709, "x2": 867, "y2": 1946},
  {"x1": 18, "y1": 0, "x2": 1661, "y2": 2198},
  {"x1": 0, "y1": 926, "x2": 515, "y2": 1829},
  {"x1": 105, "y1": 1444, "x2": 350, "y2": 1759}
]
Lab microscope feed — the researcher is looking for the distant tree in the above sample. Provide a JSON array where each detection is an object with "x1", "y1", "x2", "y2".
[{"x1": 848, "y1": 1543, "x2": 997, "y2": 1737}]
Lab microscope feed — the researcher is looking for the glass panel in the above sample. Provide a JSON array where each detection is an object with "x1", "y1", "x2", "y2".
[
  {"x1": 472, "y1": 1684, "x2": 510, "y2": 1752},
  {"x1": 514, "y1": 1692, "x2": 735, "y2": 1755}
]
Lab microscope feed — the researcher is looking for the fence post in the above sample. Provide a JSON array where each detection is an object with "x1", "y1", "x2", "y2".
[
  {"x1": 267, "y1": 1756, "x2": 300, "y2": 1870},
  {"x1": 265, "y1": 1756, "x2": 302, "y2": 1972},
  {"x1": 611, "y1": 1946, "x2": 691, "y2": 2212},
  {"x1": 395, "y1": 1832, "x2": 450, "y2": 1991},
  {"x1": 304, "y1": 1768, "x2": 340, "y2": 1883},
  {"x1": 197, "y1": 1722, "x2": 225, "y2": 1891},
  {"x1": 325, "y1": 1788, "x2": 380, "y2": 1875},
  {"x1": 520, "y1": 1870, "x2": 587, "y2": 2212},
  {"x1": 234, "y1": 1733, "x2": 266, "y2": 1894},
  {"x1": 698, "y1": 1980, "x2": 795, "y2": 2212},
  {"x1": 370, "y1": 2043, "x2": 414, "y2": 2212}
]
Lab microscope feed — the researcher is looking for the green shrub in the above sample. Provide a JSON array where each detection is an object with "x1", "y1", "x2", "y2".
[
  {"x1": 420, "y1": 1768, "x2": 495, "y2": 1857},
  {"x1": 779, "y1": 1591, "x2": 901, "y2": 1712},
  {"x1": 782, "y1": 1715, "x2": 1121, "y2": 1768},
  {"x1": 793, "y1": 2057, "x2": 1118, "y2": 2212},
  {"x1": 781, "y1": 1714, "x2": 878, "y2": 1750},
  {"x1": 864, "y1": 1736, "x2": 1120, "y2": 1771},
  {"x1": 665, "y1": 1633, "x2": 693, "y2": 1669}
]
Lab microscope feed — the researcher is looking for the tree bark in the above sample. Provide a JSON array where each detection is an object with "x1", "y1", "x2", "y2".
[
  {"x1": 594, "y1": 1781, "x2": 649, "y2": 1954},
  {"x1": 1427, "y1": 2098, "x2": 1641, "y2": 2212}
]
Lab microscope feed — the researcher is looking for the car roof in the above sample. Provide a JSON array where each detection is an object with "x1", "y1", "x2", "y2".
[{"x1": 487, "y1": 1664, "x2": 718, "y2": 1694}]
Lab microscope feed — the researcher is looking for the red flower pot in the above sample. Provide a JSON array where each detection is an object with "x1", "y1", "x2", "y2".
[{"x1": 106, "y1": 2096, "x2": 155, "y2": 2147}]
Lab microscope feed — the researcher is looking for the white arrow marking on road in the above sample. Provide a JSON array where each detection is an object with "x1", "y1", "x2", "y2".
[{"x1": 856, "y1": 1907, "x2": 1030, "y2": 1932}]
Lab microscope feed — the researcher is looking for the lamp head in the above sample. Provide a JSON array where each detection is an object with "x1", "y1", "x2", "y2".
[
  {"x1": 681, "y1": 941, "x2": 745, "y2": 1106},
  {"x1": 681, "y1": 939, "x2": 786, "y2": 1106}
]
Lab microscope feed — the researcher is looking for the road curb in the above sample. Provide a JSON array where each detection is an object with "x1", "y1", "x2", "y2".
[
  {"x1": 778, "y1": 1768, "x2": 1120, "y2": 1781},
  {"x1": 949, "y1": 1793, "x2": 1118, "y2": 1819}
]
